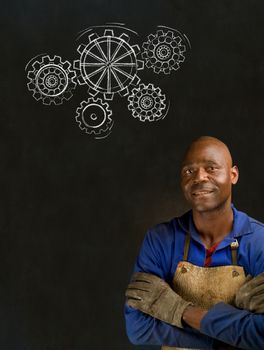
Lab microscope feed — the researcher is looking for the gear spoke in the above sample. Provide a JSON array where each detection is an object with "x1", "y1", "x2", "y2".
[
  {"x1": 86, "y1": 65, "x2": 107, "y2": 79},
  {"x1": 110, "y1": 40, "x2": 124, "y2": 62},
  {"x1": 113, "y1": 49, "x2": 134, "y2": 64},
  {"x1": 112, "y1": 66, "x2": 134, "y2": 80},
  {"x1": 83, "y1": 50, "x2": 106, "y2": 63},
  {"x1": 111, "y1": 67, "x2": 124, "y2": 90},
  {"x1": 95, "y1": 41, "x2": 108, "y2": 61},
  {"x1": 94, "y1": 68, "x2": 108, "y2": 89}
]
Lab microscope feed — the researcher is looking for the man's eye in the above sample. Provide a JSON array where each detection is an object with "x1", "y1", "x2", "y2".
[
  {"x1": 184, "y1": 169, "x2": 193, "y2": 175},
  {"x1": 207, "y1": 166, "x2": 216, "y2": 171}
]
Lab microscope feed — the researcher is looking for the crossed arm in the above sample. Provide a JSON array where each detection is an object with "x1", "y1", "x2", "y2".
[
  {"x1": 125, "y1": 229, "x2": 264, "y2": 349},
  {"x1": 125, "y1": 271, "x2": 264, "y2": 349}
]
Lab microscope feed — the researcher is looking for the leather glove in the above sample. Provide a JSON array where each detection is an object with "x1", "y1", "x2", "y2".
[
  {"x1": 125, "y1": 272, "x2": 193, "y2": 328},
  {"x1": 235, "y1": 272, "x2": 264, "y2": 313}
]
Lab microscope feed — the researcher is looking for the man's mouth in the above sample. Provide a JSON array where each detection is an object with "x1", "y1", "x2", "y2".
[{"x1": 191, "y1": 189, "x2": 215, "y2": 197}]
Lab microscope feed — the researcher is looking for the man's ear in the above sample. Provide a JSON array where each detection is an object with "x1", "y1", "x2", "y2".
[{"x1": 231, "y1": 165, "x2": 239, "y2": 185}]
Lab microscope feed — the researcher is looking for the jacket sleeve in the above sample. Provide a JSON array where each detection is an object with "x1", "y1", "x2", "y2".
[
  {"x1": 200, "y1": 303, "x2": 264, "y2": 350},
  {"x1": 124, "y1": 225, "x2": 214, "y2": 349},
  {"x1": 200, "y1": 229, "x2": 264, "y2": 350}
]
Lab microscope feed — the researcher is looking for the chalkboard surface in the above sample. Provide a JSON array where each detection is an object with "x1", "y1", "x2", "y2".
[{"x1": 2, "y1": 0, "x2": 264, "y2": 349}]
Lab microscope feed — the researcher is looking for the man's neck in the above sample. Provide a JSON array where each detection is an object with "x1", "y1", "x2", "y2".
[{"x1": 192, "y1": 203, "x2": 234, "y2": 249}]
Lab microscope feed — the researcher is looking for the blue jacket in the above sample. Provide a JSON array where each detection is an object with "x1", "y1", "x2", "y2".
[{"x1": 125, "y1": 206, "x2": 264, "y2": 349}]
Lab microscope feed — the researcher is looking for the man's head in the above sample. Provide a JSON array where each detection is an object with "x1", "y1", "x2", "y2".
[{"x1": 180, "y1": 136, "x2": 239, "y2": 213}]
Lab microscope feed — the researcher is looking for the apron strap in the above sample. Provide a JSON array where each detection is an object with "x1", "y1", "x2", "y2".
[
  {"x1": 183, "y1": 233, "x2": 191, "y2": 261},
  {"x1": 230, "y1": 239, "x2": 239, "y2": 266},
  {"x1": 183, "y1": 235, "x2": 239, "y2": 266}
]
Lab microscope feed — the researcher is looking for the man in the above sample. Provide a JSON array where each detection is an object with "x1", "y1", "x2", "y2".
[{"x1": 125, "y1": 136, "x2": 264, "y2": 350}]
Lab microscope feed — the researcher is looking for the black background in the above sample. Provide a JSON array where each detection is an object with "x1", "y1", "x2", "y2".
[{"x1": 2, "y1": 0, "x2": 264, "y2": 349}]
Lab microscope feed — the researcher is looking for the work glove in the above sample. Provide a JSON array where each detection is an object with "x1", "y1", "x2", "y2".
[
  {"x1": 235, "y1": 272, "x2": 264, "y2": 313},
  {"x1": 125, "y1": 272, "x2": 193, "y2": 328}
]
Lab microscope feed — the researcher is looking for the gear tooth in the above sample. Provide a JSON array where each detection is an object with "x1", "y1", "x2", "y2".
[
  {"x1": 119, "y1": 87, "x2": 129, "y2": 97},
  {"x1": 179, "y1": 45, "x2": 186, "y2": 53},
  {"x1": 157, "y1": 30, "x2": 164, "y2": 36},
  {"x1": 172, "y1": 62, "x2": 180, "y2": 70},
  {"x1": 62, "y1": 61, "x2": 71, "y2": 70},
  {"x1": 76, "y1": 109, "x2": 81, "y2": 118},
  {"x1": 78, "y1": 123, "x2": 86, "y2": 131},
  {"x1": 43, "y1": 97, "x2": 51, "y2": 105},
  {"x1": 120, "y1": 33, "x2": 130, "y2": 42},
  {"x1": 70, "y1": 80, "x2": 77, "y2": 89},
  {"x1": 33, "y1": 91, "x2": 41, "y2": 100},
  {"x1": 128, "y1": 104, "x2": 133, "y2": 111},
  {"x1": 92, "y1": 97, "x2": 100, "y2": 103},
  {"x1": 85, "y1": 128, "x2": 93, "y2": 135},
  {"x1": 146, "y1": 61, "x2": 152, "y2": 68},
  {"x1": 167, "y1": 31, "x2": 174, "y2": 37},
  {"x1": 141, "y1": 52, "x2": 147, "y2": 59},
  {"x1": 132, "y1": 45, "x2": 140, "y2": 54},
  {"x1": 32, "y1": 61, "x2": 41, "y2": 70},
  {"x1": 88, "y1": 87, "x2": 98, "y2": 96},
  {"x1": 77, "y1": 76, "x2": 86, "y2": 85},
  {"x1": 164, "y1": 68, "x2": 170, "y2": 74},
  {"x1": 64, "y1": 91, "x2": 73, "y2": 100},
  {"x1": 80, "y1": 101, "x2": 87, "y2": 108},
  {"x1": 75, "y1": 113, "x2": 81, "y2": 122},
  {"x1": 54, "y1": 97, "x2": 63, "y2": 105},
  {"x1": 88, "y1": 33, "x2": 98, "y2": 42},
  {"x1": 104, "y1": 93, "x2": 114, "y2": 100},
  {"x1": 178, "y1": 54, "x2": 185, "y2": 62},
  {"x1": 54, "y1": 55, "x2": 61, "y2": 64},
  {"x1": 154, "y1": 67, "x2": 161, "y2": 73},
  {"x1": 136, "y1": 60, "x2": 144, "y2": 70},
  {"x1": 27, "y1": 82, "x2": 35, "y2": 90},
  {"x1": 148, "y1": 34, "x2": 155, "y2": 41},
  {"x1": 73, "y1": 60, "x2": 80, "y2": 69},
  {"x1": 104, "y1": 29, "x2": 114, "y2": 36},
  {"x1": 142, "y1": 42, "x2": 148, "y2": 49},
  {"x1": 42, "y1": 56, "x2": 50, "y2": 65},
  {"x1": 130, "y1": 75, "x2": 140, "y2": 87},
  {"x1": 68, "y1": 70, "x2": 76, "y2": 79},
  {"x1": 175, "y1": 36, "x2": 182, "y2": 44},
  {"x1": 77, "y1": 43, "x2": 86, "y2": 54},
  {"x1": 27, "y1": 71, "x2": 35, "y2": 79}
]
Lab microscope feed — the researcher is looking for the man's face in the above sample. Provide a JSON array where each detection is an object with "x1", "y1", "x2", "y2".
[{"x1": 180, "y1": 141, "x2": 239, "y2": 212}]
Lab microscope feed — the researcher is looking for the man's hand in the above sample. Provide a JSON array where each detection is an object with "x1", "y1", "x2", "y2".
[
  {"x1": 125, "y1": 272, "x2": 193, "y2": 328},
  {"x1": 235, "y1": 272, "x2": 264, "y2": 313}
]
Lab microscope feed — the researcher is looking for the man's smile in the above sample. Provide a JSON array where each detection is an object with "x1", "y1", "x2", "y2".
[
  {"x1": 191, "y1": 190, "x2": 215, "y2": 198},
  {"x1": 191, "y1": 185, "x2": 216, "y2": 197}
]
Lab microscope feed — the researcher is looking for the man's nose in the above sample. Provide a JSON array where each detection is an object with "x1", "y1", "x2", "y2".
[{"x1": 193, "y1": 168, "x2": 209, "y2": 183}]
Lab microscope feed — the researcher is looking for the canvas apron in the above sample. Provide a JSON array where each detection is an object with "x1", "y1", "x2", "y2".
[{"x1": 162, "y1": 234, "x2": 246, "y2": 350}]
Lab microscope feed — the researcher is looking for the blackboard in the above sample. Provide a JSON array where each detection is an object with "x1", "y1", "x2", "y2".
[{"x1": 2, "y1": 0, "x2": 264, "y2": 349}]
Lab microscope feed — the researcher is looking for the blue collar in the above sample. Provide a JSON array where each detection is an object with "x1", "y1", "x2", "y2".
[{"x1": 177, "y1": 205, "x2": 252, "y2": 250}]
